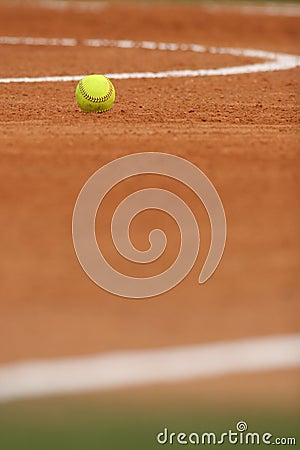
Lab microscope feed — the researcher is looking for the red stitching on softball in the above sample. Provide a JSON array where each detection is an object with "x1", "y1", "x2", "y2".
[{"x1": 79, "y1": 77, "x2": 113, "y2": 103}]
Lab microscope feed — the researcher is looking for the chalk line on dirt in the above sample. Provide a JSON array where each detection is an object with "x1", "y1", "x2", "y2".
[
  {"x1": 0, "y1": 334, "x2": 299, "y2": 403},
  {"x1": 0, "y1": 36, "x2": 77, "y2": 46},
  {"x1": 3, "y1": 0, "x2": 108, "y2": 12},
  {"x1": 203, "y1": 2, "x2": 300, "y2": 17},
  {"x1": 0, "y1": 37, "x2": 299, "y2": 83},
  {"x1": 10, "y1": 1, "x2": 300, "y2": 17},
  {"x1": 40, "y1": 0, "x2": 108, "y2": 11},
  {"x1": 35, "y1": 1, "x2": 300, "y2": 16}
]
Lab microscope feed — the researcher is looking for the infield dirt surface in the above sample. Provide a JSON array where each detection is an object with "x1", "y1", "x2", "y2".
[{"x1": 0, "y1": 1, "x2": 299, "y2": 409}]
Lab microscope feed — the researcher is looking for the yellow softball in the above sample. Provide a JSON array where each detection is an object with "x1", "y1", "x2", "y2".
[{"x1": 75, "y1": 74, "x2": 115, "y2": 113}]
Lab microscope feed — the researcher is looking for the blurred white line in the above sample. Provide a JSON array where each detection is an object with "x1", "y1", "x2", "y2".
[
  {"x1": 0, "y1": 334, "x2": 299, "y2": 403},
  {"x1": 0, "y1": 36, "x2": 296, "y2": 60},
  {"x1": 203, "y1": 2, "x2": 300, "y2": 17},
  {"x1": 0, "y1": 36, "x2": 77, "y2": 46},
  {"x1": 9, "y1": 1, "x2": 300, "y2": 16},
  {"x1": 5, "y1": 1, "x2": 108, "y2": 12},
  {"x1": 41, "y1": 1, "x2": 107, "y2": 11}
]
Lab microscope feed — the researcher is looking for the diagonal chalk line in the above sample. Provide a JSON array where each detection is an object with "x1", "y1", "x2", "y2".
[
  {"x1": 0, "y1": 334, "x2": 299, "y2": 403},
  {"x1": 0, "y1": 37, "x2": 299, "y2": 83}
]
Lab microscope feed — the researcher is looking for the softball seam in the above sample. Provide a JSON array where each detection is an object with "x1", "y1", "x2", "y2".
[{"x1": 78, "y1": 77, "x2": 113, "y2": 103}]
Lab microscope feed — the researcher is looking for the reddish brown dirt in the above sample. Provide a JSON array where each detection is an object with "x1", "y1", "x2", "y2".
[{"x1": 0, "y1": 1, "x2": 299, "y2": 405}]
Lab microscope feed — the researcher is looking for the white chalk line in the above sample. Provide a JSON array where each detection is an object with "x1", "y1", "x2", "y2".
[
  {"x1": 3, "y1": 0, "x2": 108, "y2": 12},
  {"x1": 0, "y1": 37, "x2": 299, "y2": 83},
  {"x1": 0, "y1": 334, "x2": 299, "y2": 403},
  {"x1": 38, "y1": 0, "x2": 108, "y2": 11},
  {"x1": 0, "y1": 36, "x2": 77, "y2": 47},
  {"x1": 9, "y1": 1, "x2": 300, "y2": 17},
  {"x1": 203, "y1": 2, "x2": 300, "y2": 17}
]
